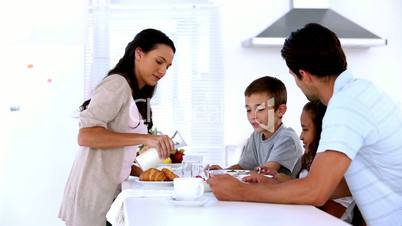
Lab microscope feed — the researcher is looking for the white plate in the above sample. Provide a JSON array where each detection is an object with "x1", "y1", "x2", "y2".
[
  {"x1": 168, "y1": 197, "x2": 209, "y2": 207},
  {"x1": 231, "y1": 170, "x2": 250, "y2": 175},
  {"x1": 209, "y1": 169, "x2": 251, "y2": 179},
  {"x1": 157, "y1": 163, "x2": 182, "y2": 168},
  {"x1": 133, "y1": 177, "x2": 174, "y2": 187}
]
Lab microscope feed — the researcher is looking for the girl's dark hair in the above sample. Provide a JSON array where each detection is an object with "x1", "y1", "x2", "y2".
[
  {"x1": 299, "y1": 100, "x2": 327, "y2": 172},
  {"x1": 80, "y1": 28, "x2": 175, "y2": 132},
  {"x1": 281, "y1": 23, "x2": 347, "y2": 79}
]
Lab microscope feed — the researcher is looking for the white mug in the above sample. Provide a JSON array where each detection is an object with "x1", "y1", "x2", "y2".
[
  {"x1": 173, "y1": 177, "x2": 204, "y2": 201},
  {"x1": 136, "y1": 148, "x2": 162, "y2": 171}
]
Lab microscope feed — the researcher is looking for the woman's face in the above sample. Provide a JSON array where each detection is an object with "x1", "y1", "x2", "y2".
[
  {"x1": 135, "y1": 44, "x2": 174, "y2": 88},
  {"x1": 300, "y1": 110, "x2": 316, "y2": 152}
]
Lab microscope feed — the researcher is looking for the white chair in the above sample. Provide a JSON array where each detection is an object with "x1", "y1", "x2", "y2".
[{"x1": 224, "y1": 144, "x2": 244, "y2": 167}]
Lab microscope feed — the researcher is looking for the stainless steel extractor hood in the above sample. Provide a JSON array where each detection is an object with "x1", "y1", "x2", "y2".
[{"x1": 242, "y1": 2, "x2": 387, "y2": 48}]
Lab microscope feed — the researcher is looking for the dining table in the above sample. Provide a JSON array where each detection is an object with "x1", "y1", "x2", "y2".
[{"x1": 121, "y1": 176, "x2": 351, "y2": 226}]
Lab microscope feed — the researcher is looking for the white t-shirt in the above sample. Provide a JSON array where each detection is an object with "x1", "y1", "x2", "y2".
[{"x1": 318, "y1": 71, "x2": 402, "y2": 226}]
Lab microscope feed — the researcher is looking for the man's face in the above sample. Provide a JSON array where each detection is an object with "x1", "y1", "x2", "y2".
[{"x1": 289, "y1": 69, "x2": 319, "y2": 101}]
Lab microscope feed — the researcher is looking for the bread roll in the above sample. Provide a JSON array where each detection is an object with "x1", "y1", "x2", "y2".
[
  {"x1": 139, "y1": 168, "x2": 168, "y2": 181},
  {"x1": 161, "y1": 168, "x2": 178, "y2": 181}
]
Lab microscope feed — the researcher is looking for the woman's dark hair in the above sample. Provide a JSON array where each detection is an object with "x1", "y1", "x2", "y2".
[
  {"x1": 299, "y1": 100, "x2": 327, "y2": 172},
  {"x1": 281, "y1": 23, "x2": 347, "y2": 79},
  {"x1": 80, "y1": 28, "x2": 175, "y2": 132}
]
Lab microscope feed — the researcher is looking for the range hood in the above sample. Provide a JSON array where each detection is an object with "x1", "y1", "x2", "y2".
[{"x1": 242, "y1": 1, "x2": 387, "y2": 48}]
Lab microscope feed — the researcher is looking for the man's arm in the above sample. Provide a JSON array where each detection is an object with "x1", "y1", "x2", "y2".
[
  {"x1": 331, "y1": 177, "x2": 351, "y2": 199},
  {"x1": 209, "y1": 150, "x2": 351, "y2": 206},
  {"x1": 207, "y1": 164, "x2": 243, "y2": 170}
]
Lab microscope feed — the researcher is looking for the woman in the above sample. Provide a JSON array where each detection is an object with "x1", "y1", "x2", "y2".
[{"x1": 59, "y1": 28, "x2": 176, "y2": 226}]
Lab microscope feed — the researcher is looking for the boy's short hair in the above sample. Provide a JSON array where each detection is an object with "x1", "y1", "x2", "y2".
[{"x1": 244, "y1": 76, "x2": 287, "y2": 110}]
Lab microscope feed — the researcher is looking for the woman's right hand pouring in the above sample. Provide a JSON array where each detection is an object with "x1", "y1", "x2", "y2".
[{"x1": 146, "y1": 134, "x2": 174, "y2": 159}]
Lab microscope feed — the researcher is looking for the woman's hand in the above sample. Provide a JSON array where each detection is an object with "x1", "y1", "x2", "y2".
[
  {"x1": 130, "y1": 164, "x2": 143, "y2": 177},
  {"x1": 145, "y1": 134, "x2": 174, "y2": 159}
]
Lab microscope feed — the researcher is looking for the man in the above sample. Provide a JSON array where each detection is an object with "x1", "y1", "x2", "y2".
[{"x1": 207, "y1": 23, "x2": 402, "y2": 226}]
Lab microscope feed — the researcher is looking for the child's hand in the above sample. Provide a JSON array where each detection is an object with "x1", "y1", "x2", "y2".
[
  {"x1": 208, "y1": 164, "x2": 223, "y2": 170},
  {"x1": 255, "y1": 166, "x2": 278, "y2": 176}
]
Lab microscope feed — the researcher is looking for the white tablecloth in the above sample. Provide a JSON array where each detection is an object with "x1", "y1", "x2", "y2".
[{"x1": 121, "y1": 177, "x2": 350, "y2": 226}]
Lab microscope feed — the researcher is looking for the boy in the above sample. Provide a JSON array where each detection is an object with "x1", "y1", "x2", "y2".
[{"x1": 211, "y1": 76, "x2": 303, "y2": 175}]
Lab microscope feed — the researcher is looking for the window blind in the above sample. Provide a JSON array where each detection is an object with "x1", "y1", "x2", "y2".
[{"x1": 85, "y1": 0, "x2": 224, "y2": 164}]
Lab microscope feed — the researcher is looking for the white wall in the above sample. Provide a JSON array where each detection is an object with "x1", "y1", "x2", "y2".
[
  {"x1": 217, "y1": 0, "x2": 306, "y2": 148},
  {"x1": 0, "y1": 0, "x2": 85, "y2": 225},
  {"x1": 1, "y1": 0, "x2": 401, "y2": 225},
  {"x1": 218, "y1": 0, "x2": 402, "y2": 148}
]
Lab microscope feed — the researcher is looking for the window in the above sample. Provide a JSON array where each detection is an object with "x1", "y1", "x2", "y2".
[{"x1": 85, "y1": 0, "x2": 224, "y2": 164}]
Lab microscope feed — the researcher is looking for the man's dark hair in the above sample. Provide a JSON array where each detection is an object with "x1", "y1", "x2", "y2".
[{"x1": 281, "y1": 23, "x2": 347, "y2": 79}]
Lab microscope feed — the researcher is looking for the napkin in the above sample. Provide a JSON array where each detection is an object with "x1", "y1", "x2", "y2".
[{"x1": 106, "y1": 189, "x2": 173, "y2": 226}]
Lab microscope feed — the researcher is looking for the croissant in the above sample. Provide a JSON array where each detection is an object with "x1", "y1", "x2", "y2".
[
  {"x1": 161, "y1": 168, "x2": 178, "y2": 181},
  {"x1": 139, "y1": 168, "x2": 168, "y2": 181}
]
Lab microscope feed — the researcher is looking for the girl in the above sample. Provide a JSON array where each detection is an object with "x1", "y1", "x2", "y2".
[
  {"x1": 252, "y1": 100, "x2": 326, "y2": 179},
  {"x1": 247, "y1": 100, "x2": 354, "y2": 222}
]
